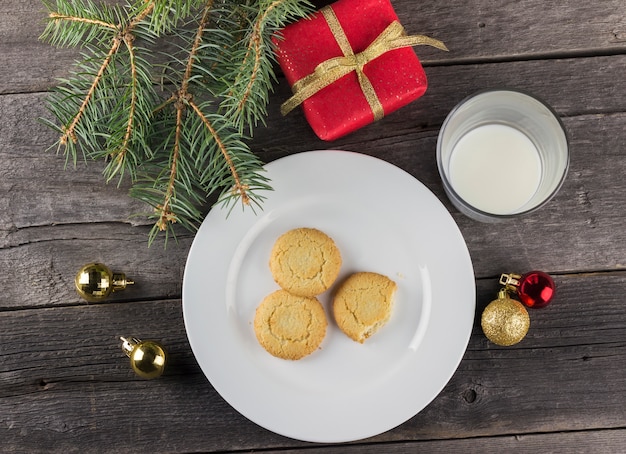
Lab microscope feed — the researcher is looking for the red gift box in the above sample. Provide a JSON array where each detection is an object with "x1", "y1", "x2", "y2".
[{"x1": 274, "y1": 0, "x2": 446, "y2": 141}]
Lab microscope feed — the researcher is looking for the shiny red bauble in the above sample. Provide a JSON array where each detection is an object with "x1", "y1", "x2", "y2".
[
  {"x1": 517, "y1": 271, "x2": 555, "y2": 308},
  {"x1": 500, "y1": 271, "x2": 555, "y2": 308}
]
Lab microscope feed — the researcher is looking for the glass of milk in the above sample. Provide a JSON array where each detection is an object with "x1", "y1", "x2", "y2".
[{"x1": 436, "y1": 89, "x2": 569, "y2": 222}]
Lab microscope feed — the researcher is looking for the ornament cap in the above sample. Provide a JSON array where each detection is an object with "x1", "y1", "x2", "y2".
[
  {"x1": 499, "y1": 273, "x2": 522, "y2": 288},
  {"x1": 120, "y1": 336, "x2": 167, "y2": 379},
  {"x1": 496, "y1": 287, "x2": 510, "y2": 300},
  {"x1": 120, "y1": 336, "x2": 141, "y2": 356},
  {"x1": 112, "y1": 273, "x2": 134, "y2": 291}
]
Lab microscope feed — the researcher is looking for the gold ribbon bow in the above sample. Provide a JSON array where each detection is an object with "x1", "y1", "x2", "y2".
[{"x1": 280, "y1": 6, "x2": 448, "y2": 119}]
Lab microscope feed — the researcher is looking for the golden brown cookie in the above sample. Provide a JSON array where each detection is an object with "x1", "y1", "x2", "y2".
[
  {"x1": 254, "y1": 289, "x2": 328, "y2": 360},
  {"x1": 269, "y1": 228, "x2": 342, "y2": 297},
  {"x1": 333, "y1": 272, "x2": 397, "y2": 343}
]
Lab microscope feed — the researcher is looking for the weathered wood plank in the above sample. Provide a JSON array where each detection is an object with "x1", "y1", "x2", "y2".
[
  {"x1": 1, "y1": 272, "x2": 624, "y2": 452},
  {"x1": 401, "y1": 271, "x2": 626, "y2": 440},
  {"x1": 0, "y1": 91, "x2": 152, "y2": 232},
  {"x1": 0, "y1": 4, "x2": 74, "y2": 94},
  {"x1": 260, "y1": 429, "x2": 626, "y2": 454},
  {"x1": 1, "y1": 90, "x2": 624, "y2": 310},
  {"x1": 3, "y1": 54, "x2": 624, "y2": 235},
  {"x1": 255, "y1": 54, "x2": 626, "y2": 151},
  {"x1": 2, "y1": 2, "x2": 625, "y2": 453},
  {"x1": 2, "y1": 1, "x2": 626, "y2": 94},
  {"x1": 404, "y1": 0, "x2": 626, "y2": 60},
  {"x1": 0, "y1": 223, "x2": 192, "y2": 308}
]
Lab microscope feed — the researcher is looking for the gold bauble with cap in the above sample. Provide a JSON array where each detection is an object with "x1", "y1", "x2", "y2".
[
  {"x1": 74, "y1": 263, "x2": 134, "y2": 302},
  {"x1": 120, "y1": 337, "x2": 167, "y2": 379},
  {"x1": 481, "y1": 289, "x2": 530, "y2": 346}
]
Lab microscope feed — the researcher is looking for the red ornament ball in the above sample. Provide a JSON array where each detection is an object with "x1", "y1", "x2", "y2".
[{"x1": 518, "y1": 271, "x2": 555, "y2": 308}]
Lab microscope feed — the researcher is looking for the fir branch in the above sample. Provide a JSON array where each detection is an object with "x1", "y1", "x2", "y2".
[
  {"x1": 42, "y1": 0, "x2": 162, "y2": 180},
  {"x1": 182, "y1": 0, "x2": 215, "y2": 93},
  {"x1": 41, "y1": 0, "x2": 313, "y2": 242},
  {"x1": 106, "y1": 34, "x2": 139, "y2": 180},
  {"x1": 128, "y1": 0, "x2": 156, "y2": 27},
  {"x1": 188, "y1": 99, "x2": 251, "y2": 205},
  {"x1": 145, "y1": 0, "x2": 216, "y2": 233},
  {"x1": 60, "y1": 36, "x2": 121, "y2": 146},
  {"x1": 144, "y1": 0, "x2": 268, "y2": 236},
  {"x1": 234, "y1": 1, "x2": 284, "y2": 117},
  {"x1": 156, "y1": 104, "x2": 184, "y2": 231},
  {"x1": 220, "y1": 0, "x2": 314, "y2": 133},
  {"x1": 48, "y1": 13, "x2": 118, "y2": 31},
  {"x1": 121, "y1": 37, "x2": 138, "y2": 160},
  {"x1": 41, "y1": 0, "x2": 122, "y2": 47}
]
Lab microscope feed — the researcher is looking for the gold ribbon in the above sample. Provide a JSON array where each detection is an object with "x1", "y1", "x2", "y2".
[{"x1": 280, "y1": 6, "x2": 448, "y2": 119}]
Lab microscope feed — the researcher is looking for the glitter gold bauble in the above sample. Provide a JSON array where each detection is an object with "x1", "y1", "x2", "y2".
[
  {"x1": 120, "y1": 337, "x2": 167, "y2": 379},
  {"x1": 75, "y1": 263, "x2": 134, "y2": 302},
  {"x1": 481, "y1": 289, "x2": 530, "y2": 346}
]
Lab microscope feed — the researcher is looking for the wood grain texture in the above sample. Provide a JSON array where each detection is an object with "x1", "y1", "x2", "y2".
[
  {"x1": 1, "y1": 0, "x2": 625, "y2": 452},
  {"x1": 2, "y1": 1, "x2": 626, "y2": 93},
  {"x1": 5, "y1": 54, "x2": 626, "y2": 237},
  {"x1": 0, "y1": 273, "x2": 624, "y2": 452},
  {"x1": 1, "y1": 82, "x2": 624, "y2": 310},
  {"x1": 249, "y1": 429, "x2": 626, "y2": 454}
]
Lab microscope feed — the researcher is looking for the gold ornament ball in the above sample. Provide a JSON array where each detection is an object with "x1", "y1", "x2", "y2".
[
  {"x1": 481, "y1": 290, "x2": 530, "y2": 346},
  {"x1": 75, "y1": 263, "x2": 133, "y2": 302},
  {"x1": 121, "y1": 337, "x2": 167, "y2": 379}
]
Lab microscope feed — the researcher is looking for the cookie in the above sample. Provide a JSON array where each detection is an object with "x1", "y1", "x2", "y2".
[
  {"x1": 333, "y1": 272, "x2": 397, "y2": 343},
  {"x1": 254, "y1": 289, "x2": 328, "y2": 360},
  {"x1": 269, "y1": 227, "x2": 342, "y2": 297}
]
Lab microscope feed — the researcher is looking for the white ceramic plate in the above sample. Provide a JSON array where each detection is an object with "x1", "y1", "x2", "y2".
[{"x1": 182, "y1": 150, "x2": 475, "y2": 443}]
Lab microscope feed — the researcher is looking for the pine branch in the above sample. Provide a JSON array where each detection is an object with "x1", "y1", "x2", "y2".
[
  {"x1": 157, "y1": 104, "x2": 184, "y2": 231},
  {"x1": 141, "y1": 0, "x2": 218, "y2": 235},
  {"x1": 41, "y1": 0, "x2": 121, "y2": 47},
  {"x1": 220, "y1": 0, "x2": 314, "y2": 133},
  {"x1": 189, "y1": 99, "x2": 256, "y2": 206},
  {"x1": 40, "y1": 0, "x2": 313, "y2": 243},
  {"x1": 104, "y1": 40, "x2": 137, "y2": 180},
  {"x1": 62, "y1": 37, "x2": 121, "y2": 147},
  {"x1": 137, "y1": 0, "x2": 271, "y2": 240},
  {"x1": 144, "y1": 0, "x2": 205, "y2": 34},
  {"x1": 41, "y1": 0, "x2": 166, "y2": 181}
]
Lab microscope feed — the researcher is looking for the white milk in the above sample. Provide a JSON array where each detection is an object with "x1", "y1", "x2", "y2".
[{"x1": 448, "y1": 123, "x2": 542, "y2": 215}]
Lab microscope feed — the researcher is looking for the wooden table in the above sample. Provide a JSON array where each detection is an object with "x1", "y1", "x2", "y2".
[{"x1": 2, "y1": 1, "x2": 625, "y2": 452}]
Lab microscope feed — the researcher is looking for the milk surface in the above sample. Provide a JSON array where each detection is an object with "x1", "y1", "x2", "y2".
[{"x1": 449, "y1": 124, "x2": 542, "y2": 215}]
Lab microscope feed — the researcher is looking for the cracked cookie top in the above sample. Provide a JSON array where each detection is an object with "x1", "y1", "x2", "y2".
[
  {"x1": 332, "y1": 272, "x2": 397, "y2": 344},
  {"x1": 254, "y1": 289, "x2": 327, "y2": 360},
  {"x1": 269, "y1": 227, "x2": 342, "y2": 297}
]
